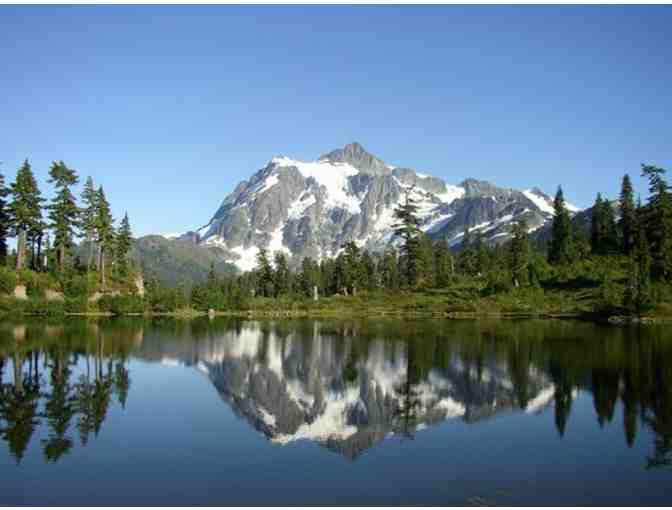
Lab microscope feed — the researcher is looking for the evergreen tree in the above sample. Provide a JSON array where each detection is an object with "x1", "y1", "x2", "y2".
[
  {"x1": 0, "y1": 168, "x2": 11, "y2": 264},
  {"x1": 509, "y1": 220, "x2": 530, "y2": 287},
  {"x1": 115, "y1": 212, "x2": 133, "y2": 276},
  {"x1": 255, "y1": 248, "x2": 273, "y2": 297},
  {"x1": 9, "y1": 160, "x2": 45, "y2": 270},
  {"x1": 299, "y1": 257, "x2": 320, "y2": 298},
  {"x1": 341, "y1": 241, "x2": 363, "y2": 295},
  {"x1": 619, "y1": 174, "x2": 636, "y2": 255},
  {"x1": 392, "y1": 188, "x2": 421, "y2": 286},
  {"x1": 80, "y1": 177, "x2": 98, "y2": 271},
  {"x1": 273, "y1": 252, "x2": 290, "y2": 297},
  {"x1": 641, "y1": 164, "x2": 672, "y2": 281},
  {"x1": 434, "y1": 239, "x2": 453, "y2": 287},
  {"x1": 47, "y1": 161, "x2": 80, "y2": 271},
  {"x1": 380, "y1": 249, "x2": 399, "y2": 290},
  {"x1": 590, "y1": 193, "x2": 604, "y2": 253},
  {"x1": 548, "y1": 186, "x2": 574, "y2": 265},
  {"x1": 415, "y1": 234, "x2": 436, "y2": 287},
  {"x1": 94, "y1": 187, "x2": 115, "y2": 290}
]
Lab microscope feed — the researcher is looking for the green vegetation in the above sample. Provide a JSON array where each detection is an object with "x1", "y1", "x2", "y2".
[{"x1": 1, "y1": 157, "x2": 669, "y2": 320}]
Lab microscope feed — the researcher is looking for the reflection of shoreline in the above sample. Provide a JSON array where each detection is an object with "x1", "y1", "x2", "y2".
[{"x1": 1, "y1": 318, "x2": 671, "y2": 468}]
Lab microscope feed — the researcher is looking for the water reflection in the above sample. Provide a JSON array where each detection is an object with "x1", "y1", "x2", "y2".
[{"x1": 0, "y1": 318, "x2": 671, "y2": 468}]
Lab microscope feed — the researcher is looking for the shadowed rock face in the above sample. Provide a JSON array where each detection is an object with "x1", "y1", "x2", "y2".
[
  {"x1": 174, "y1": 143, "x2": 577, "y2": 270},
  {"x1": 143, "y1": 323, "x2": 555, "y2": 460}
]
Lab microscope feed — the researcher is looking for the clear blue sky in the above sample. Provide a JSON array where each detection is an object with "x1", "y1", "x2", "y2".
[{"x1": 1, "y1": 5, "x2": 670, "y2": 236}]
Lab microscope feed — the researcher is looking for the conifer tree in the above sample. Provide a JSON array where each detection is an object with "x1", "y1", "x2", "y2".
[
  {"x1": 255, "y1": 248, "x2": 273, "y2": 297},
  {"x1": 380, "y1": 249, "x2": 399, "y2": 289},
  {"x1": 0, "y1": 169, "x2": 10, "y2": 264},
  {"x1": 9, "y1": 160, "x2": 45, "y2": 270},
  {"x1": 115, "y1": 212, "x2": 133, "y2": 276},
  {"x1": 619, "y1": 174, "x2": 636, "y2": 255},
  {"x1": 590, "y1": 193, "x2": 604, "y2": 253},
  {"x1": 80, "y1": 177, "x2": 98, "y2": 271},
  {"x1": 434, "y1": 239, "x2": 453, "y2": 287},
  {"x1": 548, "y1": 186, "x2": 574, "y2": 265},
  {"x1": 392, "y1": 188, "x2": 421, "y2": 286},
  {"x1": 94, "y1": 187, "x2": 115, "y2": 290},
  {"x1": 415, "y1": 234, "x2": 436, "y2": 287},
  {"x1": 47, "y1": 161, "x2": 80, "y2": 271},
  {"x1": 641, "y1": 164, "x2": 672, "y2": 281},
  {"x1": 273, "y1": 252, "x2": 290, "y2": 297},
  {"x1": 509, "y1": 220, "x2": 530, "y2": 287}
]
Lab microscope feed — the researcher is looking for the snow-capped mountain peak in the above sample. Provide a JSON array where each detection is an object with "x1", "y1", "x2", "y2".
[{"x1": 181, "y1": 143, "x2": 579, "y2": 271}]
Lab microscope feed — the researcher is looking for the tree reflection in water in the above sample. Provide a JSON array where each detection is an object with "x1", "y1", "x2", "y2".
[{"x1": 0, "y1": 318, "x2": 670, "y2": 469}]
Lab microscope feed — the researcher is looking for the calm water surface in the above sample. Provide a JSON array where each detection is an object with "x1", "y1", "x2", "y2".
[{"x1": 0, "y1": 318, "x2": 671, "y2": 506}]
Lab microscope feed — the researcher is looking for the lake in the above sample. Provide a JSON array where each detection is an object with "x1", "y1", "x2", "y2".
[{"x1": 0, "y1": 317, "x2": 671, "y2": 506}]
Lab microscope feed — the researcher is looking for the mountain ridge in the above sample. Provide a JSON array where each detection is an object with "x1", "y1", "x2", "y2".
[{"x1": 145, "y1": 143, "x2": 581, "y2": 275}]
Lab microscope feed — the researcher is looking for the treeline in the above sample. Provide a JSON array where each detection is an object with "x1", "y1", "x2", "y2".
[
  {"x1": 180, "y1": 163, "x2": 671, "y2": 316},
  {"x1": 0, "y1": 159, "x2": 135, "y2": 292}
]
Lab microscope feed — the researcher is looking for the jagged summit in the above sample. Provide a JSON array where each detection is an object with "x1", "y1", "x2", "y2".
[
  {"x1": 176, "y1": 143, "x2": 580, "y2": 271},
  {"x1": 319, "y1": 142, "x2": 390, "y2": 175}
]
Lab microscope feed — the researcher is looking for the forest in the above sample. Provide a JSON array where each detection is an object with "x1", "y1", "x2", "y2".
[{"x1": 0, "y1": 160, "x2": 670, "y2": 319}]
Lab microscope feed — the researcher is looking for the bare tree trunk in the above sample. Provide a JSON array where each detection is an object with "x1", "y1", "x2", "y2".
[
  {"x1": 100, "y1": 245, "x2": 106, "y2": 291},
  {"x1": 36, "y1": 235, "x2": 42, "y2": 271},
  {"x1": 16, "y1": 229, "x2": 26, "y2": 270}
]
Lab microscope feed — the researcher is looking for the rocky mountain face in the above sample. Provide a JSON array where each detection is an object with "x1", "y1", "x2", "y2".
[{"x1": 175, "y1": 143, "x2": 579, "y2": 271}]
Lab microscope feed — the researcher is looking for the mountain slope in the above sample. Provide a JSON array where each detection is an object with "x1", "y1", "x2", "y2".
[{"x1": 177, "y1": 143, "x2": 578, "y2": 271}]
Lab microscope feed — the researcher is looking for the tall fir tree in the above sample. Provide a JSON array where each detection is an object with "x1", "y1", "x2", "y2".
[
  {"x1": 94, "y1": 187, "x2": 115, "y2": 290},
  {"x1": 641, "y1": 164, "x2": 672, "y2": 281},
  {"x1": 9, "y1": 160, "x2": 45, "y2": 270},
  {"x1": 272, "y1": 252, "x2": 290, "y2": 297},
  {"x1": 509, "y1": 219, "x2": 530, "y2": 287},
  {"x1": 80, "y1": 177, "x2": 98, "y2": 271},
  {"x1": 392, "y1": 188, "x2": 421, "y2": 286},
  {"x1": 619, "y1": 174, "x2": 636, "y2": 255},
  {"x1": 255, "y1": 248, "x2": 273, "y2": 297},
  {"x1": 590, "y1": 193, "x2": 604, "y2": 253},
  {"x1": 47, "y1": 161, "x2": 80, "y2": 271},
  {"x1": 548, "y1": 186, "x2": 574, "y2": 265},
  {"x1": 0, "y1": 169, "x2": 10, "y2": 264},
  {"x1": 115, "y1": 212, "x2": 133, "y2": 276}
]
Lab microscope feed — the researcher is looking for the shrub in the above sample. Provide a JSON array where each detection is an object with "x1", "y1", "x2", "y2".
[
  {"x1": 18, "y1": 270, "x2": 57, "y2": 298},
  {"x1": 98, "y1": 294, "x2": 145, "y2": 315},
  {"x1": 0, "y1": 267, "x2": 18, "y2": 295},
  {"x1": 64, "y1": 296, "x2": 94, "y2": 313}
]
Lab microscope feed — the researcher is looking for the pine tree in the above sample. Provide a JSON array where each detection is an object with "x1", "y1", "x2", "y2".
[
  {"x1": 273, "y1": 252, "x2": 290, "y2": 297},
  {"x1": 509, "y1": 220, "x2": 530, "y2": 287},
  {"x1": 590, "y1": 193, "x2": 604, "y2": 253},
  {"x1": 341, "y1": 241, "x2": 363, "y2": 295},
  {"x1": 115, "y1": 212, "x2": 133, "y2": 276},
  {"x1": 9, "y1": 160, "x2": 45, "y2": 270},
  {"x1": 94, "y1": 187, "x2": 115, "y2": 290},
  {"x1": 380, "y1": 249, "x2": 399, "y2": 289},
  {"x1": 415, "y1": 234, "x2": 436, "y2": 287},
  {"x1": 0, "y1": 168, "x2": 11, "y2": 264},
  {"x1": 619, "y1": 174, "x2": 636, "y2": 255},
  {"x1": 255, "y1": 248, "x2": 273, "y2": 297},
  {"x1": 548, "y1": 186, "x2": 574, "y2": 265},
  {"x1": 392, "y1": 188, "x2": 421, "y2": 286},
  {"x1": 47, "y1": 161, "x2": 80, "y2": 271},
  {"x1": 80, "y1": 177, "x2": 98, "y2": 271},
  {"x1": 641, "y1": 164, "x2": 672, "y2": 281},
  {"x1": 434, "y1": 239, "x2": 453, "y2": 287}
]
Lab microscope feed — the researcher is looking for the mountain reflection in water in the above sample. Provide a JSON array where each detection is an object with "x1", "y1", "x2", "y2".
[{"x1": 0, "y1": 318, "x2": 671, "y2": 470}]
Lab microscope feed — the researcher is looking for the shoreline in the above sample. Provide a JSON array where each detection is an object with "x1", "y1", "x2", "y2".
[{"x1": 2, "y1": 309, "x2": 669, "y2": 324}]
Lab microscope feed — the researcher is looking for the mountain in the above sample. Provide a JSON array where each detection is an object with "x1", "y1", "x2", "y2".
[
  {"x1": 131, "y1": 235, "x2": 237, "y2": 287},
  {"x1": 171, "y1": 142, "x2": 579, "y2": 272}
]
